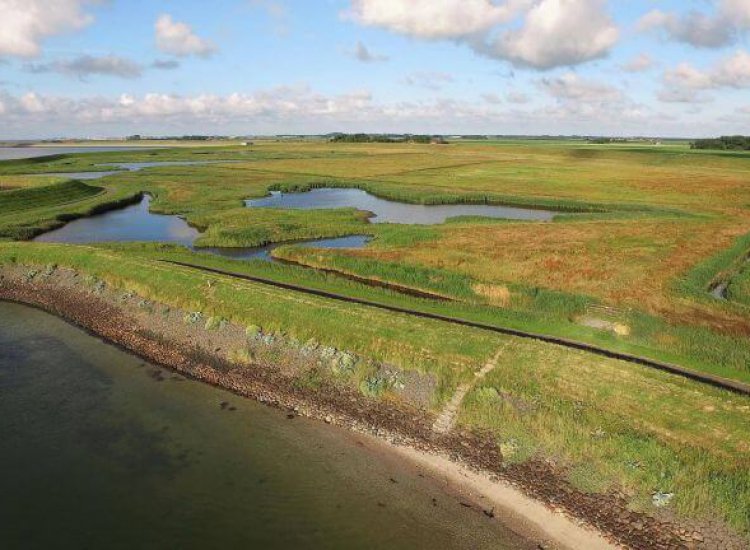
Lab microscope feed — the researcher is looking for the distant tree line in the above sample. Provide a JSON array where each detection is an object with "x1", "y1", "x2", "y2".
[
  {"x1": 587, "y1": 137, "x2": 629, "y2": 144},
  {"x1": 691, "y1": 136, "x2": 750, "y2": 151},
  {"x1": 126, "y1": 135, "x2": 229, "y2": 141},
  {"x1": 328, "y1": 133, "x2": 442, "y2": 144}
]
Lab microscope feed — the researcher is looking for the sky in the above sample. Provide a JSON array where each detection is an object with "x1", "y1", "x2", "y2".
[{"x1": 0, "y1": 0, "x2": 749, "y2": 138}]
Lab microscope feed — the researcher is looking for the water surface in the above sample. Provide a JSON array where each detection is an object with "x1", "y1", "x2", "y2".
[
  {"x1": 33, "y1": 194, "x2": 369, "y2": 260},
  {"x1": 34, "y1": 194, "x2": 200, "y2": 246},
  {"x1": 0, "y1": 301, "x2": 531, "y2": 549},
  {"x1": 247, "y1": 188, "x2": 556, "y2": 224}
]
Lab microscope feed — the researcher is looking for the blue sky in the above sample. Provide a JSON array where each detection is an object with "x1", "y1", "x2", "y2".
[{"x1": 1, "y1": 0, "x2": 749, "y2": 138}]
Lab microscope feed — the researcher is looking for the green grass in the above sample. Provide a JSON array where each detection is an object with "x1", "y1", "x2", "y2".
[
  {"x1": 459, "y1": 339, "x2": 750, "y2": 534},
  {"x1": 1, "y1": 241, "x2": 748, "y2": 539},
  {"x1": 2, "y1": 141, "x2": 750, "y2": 538},
  {"x1": 0, "y1": 180, "x2": 141, "y2": 240}
]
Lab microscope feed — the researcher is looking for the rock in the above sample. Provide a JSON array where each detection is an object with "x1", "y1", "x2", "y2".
[
  {"x1": 652, "y1": 491, "x2": 674, "y2": 508},
  {"x1": 324, "y1": 415, "x2": 333, "y2": 424}
]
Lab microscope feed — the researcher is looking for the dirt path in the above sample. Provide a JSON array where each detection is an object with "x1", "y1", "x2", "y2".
[{"x1": 433, "y1": 348, "x2": 503, "y2": 434}]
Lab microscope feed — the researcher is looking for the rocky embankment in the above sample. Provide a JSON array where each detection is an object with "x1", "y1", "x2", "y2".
[{"x1": 0, "y1": 263, "x2": 742, "y2": 550}]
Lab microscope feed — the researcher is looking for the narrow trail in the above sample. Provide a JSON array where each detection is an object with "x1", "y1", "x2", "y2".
[{"x1": 433, "y1": 349, "x2": 504, "y2": 434}]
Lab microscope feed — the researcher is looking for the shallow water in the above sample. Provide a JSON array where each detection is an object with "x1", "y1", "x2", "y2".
[
  {"x1": 33, "y1": 194, "x2": 369, "y2": 260},
  {"x1": 0, "y1": 301, "x2": 530, "y2": 549},
  {"x1": 246, "y1": 188, "x2": 556, "y2": 224},
  {"x1": 199, "y1": 235, "x2": 371, "y2": 262},
  {"x1": 0, "y1": 146, "x2": 147, "y2": 160},
  {"x1": 33, "y1": 194, "x2": 200, "y2": 246}
]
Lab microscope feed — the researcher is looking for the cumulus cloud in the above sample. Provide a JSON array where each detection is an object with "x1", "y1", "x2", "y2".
[
  {"x1": 538, "y1": 72, "x2": 622, "y2": 102},
  {"x1": 345, "y1": 0, "x2": 617, "y2": 70},
  {"x1": 345, "y1": 0, "x2": 525, "y2": 40},
  {"x1": 0, "y1": 84, "x2": 720, "y2": 138},
  {"x1": 622, "y1": 53, "x2": 654, "y2": 73},
  {"x1": 0, "y1": 0, "x2": 95, "y2": 58},
  {"x1": 663, "y1": 51, "x2": 750, "y2": 91},
  {"x1": 351, "y1": 41, "x2": 389, "y2": 63},
  {"x1": 638, "y1": 0, "x2": 750, "y2": 49},
  {"x1": 658, "y1": 50, "x2": 750, "y2": 104},
  {"x1": 25, "y1": 54, "x2": 143, "y2": 79},
  {"x1": 479, "y1": 0, "x2": 619, "y2": 69},
  {"x1": 155, "y1": 14, "x2": 217, "y2": 58}
]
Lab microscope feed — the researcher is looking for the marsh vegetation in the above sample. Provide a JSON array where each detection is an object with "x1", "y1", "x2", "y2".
[{"x1": 1, "y1": 139, "x2": 749, "y2": 541}]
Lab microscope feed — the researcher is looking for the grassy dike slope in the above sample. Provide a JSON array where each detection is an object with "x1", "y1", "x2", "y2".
[{"x1": 0, "y1": 241, "x2": 748, "y2": 542}]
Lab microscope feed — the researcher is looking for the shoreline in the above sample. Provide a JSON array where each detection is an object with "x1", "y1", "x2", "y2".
[{"x1": 0, "y1": 266, "x2": 714, "y2": 549}]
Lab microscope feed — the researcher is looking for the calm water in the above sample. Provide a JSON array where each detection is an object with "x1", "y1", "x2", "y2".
[
  {"x1": 34, "y1": 195, "x2": 200, "y2": 246},
  {"x1": 0, "y1": 146, "x2": 147, "y2": 160},
  {"x1": 0, "y1": 301, "x2": 530, "y2": 549},
  {"x1": 33, "y1": 194, "x2": 369, "y2": 260},
  {"x1": 199, "y1": 235, "x2": 371, "y2": 262},
  {"x1": 246, "y1": 188, "x2": 556, "y2": 224}
]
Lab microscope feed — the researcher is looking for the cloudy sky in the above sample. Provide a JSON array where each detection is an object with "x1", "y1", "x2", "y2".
[{"x1": 1, "y1": 0, "x2": 749, "y2": 138}]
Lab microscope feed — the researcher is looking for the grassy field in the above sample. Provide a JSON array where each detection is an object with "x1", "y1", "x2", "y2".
[{"x1": 1, "y1": 139, "x2": 749, "y2": 538}]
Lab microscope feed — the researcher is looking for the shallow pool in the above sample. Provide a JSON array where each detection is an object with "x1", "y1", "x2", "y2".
[{"x1": 246, "y1": 188, "x2": 556, "y2": 224}]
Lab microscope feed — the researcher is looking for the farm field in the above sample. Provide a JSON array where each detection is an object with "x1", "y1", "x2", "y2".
[{"x1": 1, "y1": 139, "x2": 749, "y2": 545}]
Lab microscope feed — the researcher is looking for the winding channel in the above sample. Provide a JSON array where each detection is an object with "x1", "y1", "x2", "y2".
[{"x1": 19, "y1": 161, "x2": 750, "y2": 394}]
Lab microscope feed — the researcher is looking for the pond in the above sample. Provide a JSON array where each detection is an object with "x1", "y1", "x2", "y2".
[
  {"x1": 33, "y1": 194, "x2": 369, "y2": 260},
  {"x1": 246, "y1": 188, "x2": 557, "y2": 224},
  {"x1": 0, "y1": 301, "x2": 530, "y2": 549}
]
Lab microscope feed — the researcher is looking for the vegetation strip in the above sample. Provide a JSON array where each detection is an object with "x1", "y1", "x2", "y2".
[{"x1": 164, "y1": 259, "x2": 750, "y2": 397}]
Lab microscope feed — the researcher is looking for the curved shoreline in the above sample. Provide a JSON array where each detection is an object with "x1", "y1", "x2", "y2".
[{"x1": 0, "y1": 269, "x2": 713, "y2": 549}]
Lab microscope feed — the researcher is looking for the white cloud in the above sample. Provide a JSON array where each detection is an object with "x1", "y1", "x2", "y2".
[
  {"x1": 351, "y1": 41, "x2": 388, "y2": 63},
  {"x1": 155, "y1": 14, "x2": 217, "y2": 58},
  {"x1": 0, "y1": 0, "x2": 94, "y2": 58},
  {"x1": 712, "y1": 50, "x2": 750, "y2": 88},
  {"x1": 345, "y1": 0, "x2": 525, "y2": 40},
  {"x1": 25, "y1": 55, "x2": 143, "y2": 79},
  {"x1": 0, "y1": 84, "x2": 733, "y2": 138},
  {"x1": 664, "y1": 62, "x2": 714, "y2": 90},
  {"x1": 538, "y1": 72, "x2": 622, "y2": 102},
  {"x1": 480, "y1": 0, "x2": 618, "y2": 69},
  {"x1": 346, "y1": 0, "x2": 618, "y2": 70},
  {"x1": 622, "y1": 53, "x2": 654, "y2": 73},
  {"x1": 658, "y1": 50, "x2": 750, "y2": 104},
  {"x1": 663, "y1": 51, "x2": 750, "y2": 91},
  {"x1": 638, "y1": 1, "x2": 750, "y2": 49}
]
